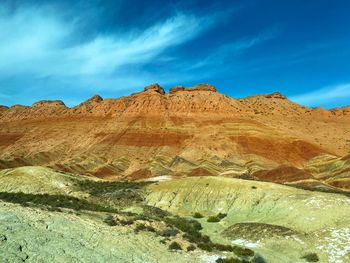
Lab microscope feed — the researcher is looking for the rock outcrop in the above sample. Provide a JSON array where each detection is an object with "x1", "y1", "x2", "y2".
[
  {"x1": 264, "y1": 92, "x2": 287, "y2": 99},
  {"x1": 169, "y1": 86, "x2": 186, "y2": 94},
  {"x1": 32, "y1": 100, "x2": 66, "y2": 108},
  {"x1": 86, "y1": 95, "x2": 103, "y2": 103},
  {"x1": 143, "y1": 83, "x2": 165, "y2": 95},
  {"x1": 0, "y1": 105, "x2": 9, "y2": 112},
  {"x1": 169, "y1": 84, "x2": 217, "y2": 93}
]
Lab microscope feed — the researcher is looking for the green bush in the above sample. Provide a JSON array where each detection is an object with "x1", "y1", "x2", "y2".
[
  {"x1": 216, "y1": 257, "x2": 244, "y2": 263},
  {"x1": 0, "y1": 191, "x2": 117, "y2": 213},
  {"x1": 301, "y1": 253, "x2": 319, "y2": 262},
  {"x1": 134, "y1": 223, "x2": 155, "y2": 233},
  {"x1": 217, "y1": 213, "x2": 227, "y2": 219},
  {"x1": 103, "y1": 215, "x2": 117, "y2": 226},
  {"x1": 207, "y1": 215, "x2": 221, "y2": 222},
  {"x1": 232, "y1": 246, "x2": 255, "y2": 257},
  {"x1": 169, "y1": 241, "x2": 182, "y2": 250},
  {"x1": 193, "y1": 212, "x2": 204, "y2": 218},
  {"x1": 197, "y1": 242, "x2": 213, "y2": 252},
  {"x1": 187, "y1": 244, "x2": 196, "y2": 251},
  {"x1": 164, "y1": 215, "x2": 251, "y2": 255},
  {"x1": 165, "y1": 217, "x2": 202, "y2": 236},
  {"x1": 213, "y1": 243, "x2": 234, "y2": 252},
  {"x1": 76, "y1": 180, "x2": 151, "y2": 195},
  {"x1": 143, "y1": 205, "x2": 171, "y2": 218},
  {"x1": 159, "y1": 228, "x2": 179, "y2": 237}
]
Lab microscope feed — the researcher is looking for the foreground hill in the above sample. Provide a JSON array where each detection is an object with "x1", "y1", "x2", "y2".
[
  {"x1": 0, "y1": 84, "x2": 349, "y2": 189},
  {"x1": 0, "y1": 167, "x2": 349, "y2": 262},
  {"x1": 147, "y1": 176, "x2": 350, "y2": 262}
]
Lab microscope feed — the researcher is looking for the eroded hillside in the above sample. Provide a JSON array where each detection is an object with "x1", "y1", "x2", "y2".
[{"x1": 0, "y1": 84, "x2": 349, "y2": 191}]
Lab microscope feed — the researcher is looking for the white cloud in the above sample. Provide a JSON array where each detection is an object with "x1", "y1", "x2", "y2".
[
  {"x1": 290, "y1": 83, "x2": 350, "y2": 107},
  {"x1": 0, "y1": 6, "x2": 215, "y2": 78}
]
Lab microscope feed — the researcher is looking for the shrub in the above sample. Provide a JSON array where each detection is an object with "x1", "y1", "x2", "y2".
[
  {"x1": 197, "y1": 242, "x2": 213, "y2": 252},
  {"x1": 232, "y1": 246, "x2": 255, "y2": 257},
  {"x1": 0, "y1": 191, "x2": 117, "y2": 213},
  {"x1": 76, "y1": 180, "x2": 151, "y2": 195},
  {"x1": 251, "y1": 186, "x2": 257, "y2": 189},
  {"x1": 159, "y1": 239, "x2": 167, "y2": 245},
  {"x1": 160, "y1": 228, "x2": 179, "y2": 237},
  {"x1": 187, "y1": 244, "x2": 196, "y2": 251},
  {"x1": 165, "y1": 215, "x2": 246, "y2": 254},
  {"x1": 103, "y1": 215, "x2": 117, "y2": 226},
  {"x1": 216, "y1": 257, "x2": 244, "y2": 263},
  {"x1": 217, "y1": 213, "x2": 227, "y2": 219},
  {"x1": 301, "y1": 253, "x2": 319, "y2": 262},
  {"x1": 143, "y1": 205, "x2": 171, "y2": 218},
  {"x1": 118, "y1": 219, "x2": 134, "y2": 226},
  {"x1": 213, "y1": 243, "x2": 234, "y2": 252},
  {"x1": 165, "y1": 217, "x2": 202, "y2": 236},
  {"x1": 193, "y1": 212, "x2": 204, "y2": 218},
  {"x1": 207, "y1": 215, "x2": 221, "y2": 222},
  {"x1": 169, "y1": 241, "x2": 182, "y2": 250},
  {"x1": 134, "y1": 223, "x2": 155, "y2": 233}
]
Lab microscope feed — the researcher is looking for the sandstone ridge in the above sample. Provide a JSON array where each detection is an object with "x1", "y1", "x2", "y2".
[{"x1": 0, "y1": 83, "x2": 349, "y2": 189}]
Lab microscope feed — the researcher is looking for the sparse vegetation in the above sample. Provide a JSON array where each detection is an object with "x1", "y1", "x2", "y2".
[
  {"x1": 142, "y1": 205, "x2": 171, "y2": 219},
  {"x1": 159, "y1": 228, "x2": 179, "y2": 237},
  {"x1": 168, "y1": 241, "x2": 182, "y2": 250},
  {"x1": 187, "y1": 244, "x2": 196, "y2": 251},
  {"x1": 0, "y1": 191, "x2": 117, "y2": 212},
  {"x1": 231, "y1": 246, "x2": 255, "y2": 257},
  {"x1": 75, "y1": 180, "x2": 153, "y2": 206},
  {"x1": 134, "y1": 223, "x2": 156, "y2": 233},
  {"x1": 207, "y1": 215, "x2": 221, "y2": 222},
  {"x1": 193, "y1": 212, "x2": 204, "y2": 218},
  {"x1": 76, "y1": 180, "x2": 152, "y2": 195},
  {"x1": 104, "y1": 214, "x2": 134, "y2": 226},
  {"x1": 216, "y1": 257, "x2": 243, "y2": 263},
  {"x1": 103, "y1": 215, "x2": 118, "y2": 226},
  {"x1": 165, "y1": 216, "x2": 202, "y2": 236},
  {"x1": 286, "y1": 184, "x2": 350, "y2": 198},
  {"x1": 301, "y1": 253, "x2": 319, "y2": 262},
  {"x1": 164, "y1": 216, "x2": 253, "y2": 255},
  {"x1": 217, "y1": 212, "x2": 227, "y2": 219}
]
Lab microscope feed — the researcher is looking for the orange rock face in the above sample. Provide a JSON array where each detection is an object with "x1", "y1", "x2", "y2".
[{"x1": 0, "y1": 84, "x2": 349, "y2": 188}]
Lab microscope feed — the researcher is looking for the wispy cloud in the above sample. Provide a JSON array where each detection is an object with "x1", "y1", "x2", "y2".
[
  {"x1": 0, "y1": 3, "x2": 223, "y2": 106},
  {"x1": 189, "y1": 26, "x2": 279, "y2": 70},
  {"x1": 0, "y1": 6, "x2": 214, "y2": 77},
  {"x1": 290, "y1": 83, "x2": 350, "y2": 108}
]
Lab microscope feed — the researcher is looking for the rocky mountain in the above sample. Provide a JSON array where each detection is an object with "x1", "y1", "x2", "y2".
[{"x1": 0, "y1": 84, "x2": 349, "y2": 190}]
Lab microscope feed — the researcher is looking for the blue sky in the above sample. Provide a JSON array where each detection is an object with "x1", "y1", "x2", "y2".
[{"x1": 0, "y1": 0, "x2": 349, "y2": 108}]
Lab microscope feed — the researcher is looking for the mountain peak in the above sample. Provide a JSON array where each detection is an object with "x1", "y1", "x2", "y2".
[
  {"x1": 86, "y1": 95, "x2": 103, "y2": 103},
  {"x1": 143, "y1": 84, "x2": 165, "y2": 95}
]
